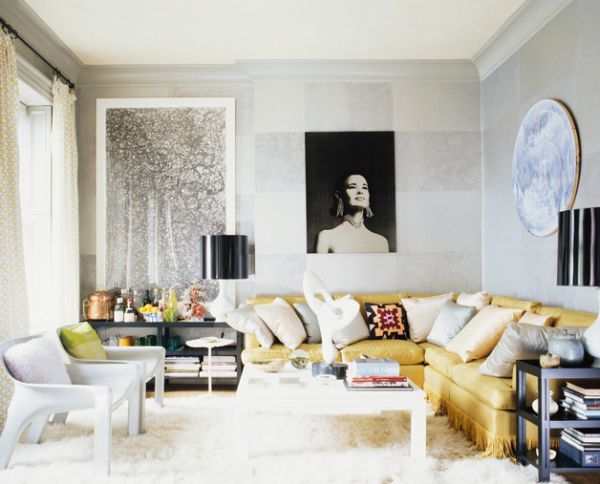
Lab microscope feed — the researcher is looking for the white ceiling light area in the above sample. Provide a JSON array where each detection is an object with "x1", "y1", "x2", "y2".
[{"x1": 23, "y1": 0, "x2": 527, "y2": 65}]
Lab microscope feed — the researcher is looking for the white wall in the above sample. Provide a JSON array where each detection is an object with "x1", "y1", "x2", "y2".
[
  {"x1": 481, "y1": 0, "x2": 600, "y2": 312},
  {"x1": 77, "y1": 64, "x2": 482, "y2": 302}
]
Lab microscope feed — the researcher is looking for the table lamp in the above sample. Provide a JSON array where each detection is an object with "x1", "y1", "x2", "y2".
[
  {"x1": 200, "y1": 235, "x2": 248, "y2": 321},
  {"x1": 558, "y1": 207, "x2": 600, "y2": 366}
]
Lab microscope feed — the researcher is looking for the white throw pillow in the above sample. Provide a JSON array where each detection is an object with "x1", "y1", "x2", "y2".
[
  {"x1": 254, "y1": 298, "x2": 307, "y2": 350},
  {"x1": 225, "y1": 304, "x2": 274, "y2": 348},
  {"x1": 3, "y1": 336, "x2": 71, "y2": 384},
  {"x1": 401, "y1": 293, "x2": 454, "y2": 343},
  {"x1": 456, "y1": 291, "x2": 491, "y2": 311}
]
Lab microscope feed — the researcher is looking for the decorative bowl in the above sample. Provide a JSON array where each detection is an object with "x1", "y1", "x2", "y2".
[
  {"x1": 256, "y1": 359, "x2": 286, "y2": 373},
  {"x1": 536, "y1": 448, "x2": 557, "y2": 460},
  {"x1": 539, "y1": 353, "x2": 560, "y2": 368}
]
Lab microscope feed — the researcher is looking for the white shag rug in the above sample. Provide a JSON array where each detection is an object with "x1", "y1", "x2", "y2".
[{"x1": 2, "y1": 396, "x2": 569, "y2": 484}]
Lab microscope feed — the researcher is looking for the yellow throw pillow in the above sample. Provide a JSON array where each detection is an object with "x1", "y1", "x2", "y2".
[
  {"x1": 445, "y1": 305, "x2": 524, "y2": 362},
  {"x1": 519, "y1": 311, "x2": 554, "y2": 326},
  {"x1": 60, "y1": 322, "x2": 107, "y2": 360},
  {"x1": 456, "y1": 291, "x2": 491, "y2": 311}
]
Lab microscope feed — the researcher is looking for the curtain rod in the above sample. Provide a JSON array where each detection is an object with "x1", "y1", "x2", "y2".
[{"x1": 0, "y1": 15, "x2": 75, "y2": 90}]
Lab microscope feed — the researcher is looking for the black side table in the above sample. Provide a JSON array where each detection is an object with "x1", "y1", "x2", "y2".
[{"x1": 516, "y1": 359, "x2": 600, "y2": 482}]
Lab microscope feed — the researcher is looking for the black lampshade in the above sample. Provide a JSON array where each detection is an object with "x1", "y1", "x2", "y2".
[
  {"x1": 558, "y1": 208, "x2": 600, "y2": 286},
  {"x1": 200, "y1": 235, "x2": 248, "y2": 280}
]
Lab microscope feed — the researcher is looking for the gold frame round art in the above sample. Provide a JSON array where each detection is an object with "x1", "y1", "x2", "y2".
[{"x1": 512, "y1": 99, "x2": 580, "y2": 237}]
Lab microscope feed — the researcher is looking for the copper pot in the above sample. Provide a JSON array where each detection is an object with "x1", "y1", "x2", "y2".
[{"x1": 83, "y1": 291, "x2": 114, "y2": 321}]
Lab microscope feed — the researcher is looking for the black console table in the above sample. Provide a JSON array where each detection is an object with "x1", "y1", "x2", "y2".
[
  {"x1": 87, "y1": 320, "x2": 243, "y2": 384},
  {"x1": 516, "y1": 359, "x2": 600, "y2": 482}
]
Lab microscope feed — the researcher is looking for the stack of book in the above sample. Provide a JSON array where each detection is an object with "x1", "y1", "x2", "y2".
[
  {"x1": 562, "y1": 381, "x2": 600, "y2": 420},
  {"x1": 164, "y1": 356, "x2": 201, "y2": 378},
  {"x1": 200, "y1": 355, "x2": 237, "y2": 378},
  {"x1": 346, "y1": 357, "x2": 412, "y2": 390},
  {"x1": 559, "y1": 428, "x2": 600, "y2": 466}
]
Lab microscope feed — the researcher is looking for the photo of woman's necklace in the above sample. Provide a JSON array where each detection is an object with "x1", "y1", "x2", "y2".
[{"x1": 343, "y1": 215, "x2": 364, "y2": 228}]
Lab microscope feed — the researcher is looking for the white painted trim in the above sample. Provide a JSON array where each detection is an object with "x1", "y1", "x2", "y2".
[
  {"x1": 79, "y1": 60, "x2": 479, "y2": 86},
  {"x1": 473, "y1": 0, "x2": 573, "y2": 81},
  {"x1": 95, "y1": 97, "x2": 236, "y2": 289},
  {"x1": 16, "y1": 55, "x2": 53, "y2": 104},
  {"x1": 0, "y1": 0, "x2": 83, "y2": 81}
]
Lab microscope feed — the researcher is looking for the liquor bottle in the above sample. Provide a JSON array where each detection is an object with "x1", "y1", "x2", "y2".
[
  {"x1": 124, "y1": 297, "x2": 136, "y2": 323},
  {"x1": 114, "y1": 297, "x2": 125, "y2": 323},
  {"x1": 133, "y1": 289, "x2": 141, "y2": 310},
  {"x1": 143, "y1": 289, "x2": 152, "y2": 307},
  {"x1": 152, "y1": 289, "x2": 160, "y2": 309}
]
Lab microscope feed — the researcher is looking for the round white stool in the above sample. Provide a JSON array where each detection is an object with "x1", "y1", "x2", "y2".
[{"x1": 186, "y1": 337, "x2": 234, "y2": 396}]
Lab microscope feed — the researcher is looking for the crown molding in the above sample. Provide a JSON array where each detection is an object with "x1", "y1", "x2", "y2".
[
  {"x1": 16, "y1": 55, "x2": 53, "y2": 102},
  {"x1": 473, "y1": 0, "x2": 573, "y2": 81},
  {"x1": 0, "y1": 0, "x2": 83, "y2": 81},
  {"x1": 78, "y1": 60, "x2": 479, "y2": 86}
]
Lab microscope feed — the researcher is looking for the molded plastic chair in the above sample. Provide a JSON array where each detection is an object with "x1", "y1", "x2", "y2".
[
  {"x1": 0, "y1": 335, "x2": 140, "y2": 474},
  {"x1": 55, "y1": 326, "x2": 165, "y2": 433}
]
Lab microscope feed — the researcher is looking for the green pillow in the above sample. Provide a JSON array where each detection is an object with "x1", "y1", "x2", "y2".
[{"x1": 60, "y1": 322, "x2": 107, "y2": 360}]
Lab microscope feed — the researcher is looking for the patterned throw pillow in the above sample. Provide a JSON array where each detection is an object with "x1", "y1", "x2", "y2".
[{"x1": 365, "y1": 303, "x2": 410, "y2": 340}]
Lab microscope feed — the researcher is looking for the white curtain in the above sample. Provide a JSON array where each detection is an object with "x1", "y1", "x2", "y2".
[
  {"x1": 51, "y1": 78, "x2": 80, "y2": 326},
  {"x1": 0, "y1": 31, "x2": 28, "y2": 428}
]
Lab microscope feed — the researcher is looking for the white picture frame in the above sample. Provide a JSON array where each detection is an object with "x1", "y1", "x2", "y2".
[{"x1": 95, "y1": 97, "x2": 236, "y2": 290}]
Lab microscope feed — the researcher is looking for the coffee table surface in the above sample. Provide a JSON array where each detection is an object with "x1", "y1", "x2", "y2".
[{"x1": 237, "y1": 362, "x2": 425, "y2": 408}]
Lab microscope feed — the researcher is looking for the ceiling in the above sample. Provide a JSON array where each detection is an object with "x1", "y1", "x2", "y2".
[{"x1": 24, "y1": 0, "x2": 528, "y2": 65}]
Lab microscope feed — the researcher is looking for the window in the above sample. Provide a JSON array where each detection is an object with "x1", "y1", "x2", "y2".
[{"x1": 17, "y1": 80, "x2": 52, "y2": 334}]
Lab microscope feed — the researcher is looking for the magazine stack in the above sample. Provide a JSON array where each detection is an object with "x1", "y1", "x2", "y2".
[{"x1": 345, "y1": 357, "x2": 412, "y2": 391}]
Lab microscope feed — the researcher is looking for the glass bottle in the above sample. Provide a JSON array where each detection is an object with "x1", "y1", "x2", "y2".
[
  {"x1": 124, "y1": 297, "x2": 137, "y2": 323},
  {"x1": 114, "y1": 297, "x2": 125, "y2": 323},
  {"x1": 143, "y1": 289, "x2": 152, "y2": 307}
]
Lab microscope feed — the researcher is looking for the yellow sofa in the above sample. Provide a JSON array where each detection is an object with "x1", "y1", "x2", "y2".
[{"x1": 242, "y1": 294, "x2": 596, "y2": 458}]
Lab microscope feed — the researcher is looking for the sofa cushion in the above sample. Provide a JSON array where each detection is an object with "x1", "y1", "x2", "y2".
[
  {"x1": 226, "y1": 304, "x2": 274, "y2": 348},
  {"x1": 60, "y1": 322, "x2": 107, "y2": 360},
  {"x1": 445, "y1": 305, "x2": 524, "y2": 362},
  {"x1": 254, "y1": 297, "x2": 307, "y2": 350},
  {"x1": 518, "y1": 311, "x2": 554, "y2": 327},
  {"x1": 332, "y1": 298, "x2": 370, "y2": 349},
  {"x1": 293, "y1": 302, "x2": 322, "y2": 344},
  {"x1": 449, "y1": 360, "x2": 515, "y2": 410},
  {"x1": 490, "y1": 295, "x2": 540, "y2": 312},
  {"x1": 423, "y1": 345, "x2": 463, "y2": 377},
  {"x1": 241, "y1": 343, "x2": 326, "y2": 364},
  {"x1": 456, "y1": 291, "x2": 491, "y2": 310},
  {"x1": 427, "y1": 301, "x2": 476, "y2": 347},
  {"x1": 365, "y1": 303, "x2": 410, "y2": 340},
  {"x1": 340, "y1": 339, "x2": 424, "y2": 365},
  {"x1": 401, "y1": 293, "x2": 454, "y2": 343}
]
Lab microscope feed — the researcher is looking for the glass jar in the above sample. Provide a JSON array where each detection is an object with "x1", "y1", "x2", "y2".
[{"x1": 548, "y1": 329, "x2": 585, "y2": 367}]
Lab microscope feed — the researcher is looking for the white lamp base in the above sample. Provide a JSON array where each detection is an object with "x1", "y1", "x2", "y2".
[
  {"x1": 209, "y1": 280, "x2": 235, "y2": 321},
  {"x1": 583, "y1": 288, "x2": 600, "y2": 366}
]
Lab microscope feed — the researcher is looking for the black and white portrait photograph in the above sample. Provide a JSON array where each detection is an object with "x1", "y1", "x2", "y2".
[{"x1": 305, "y1": 131, "x2": 396, "y2": 254}]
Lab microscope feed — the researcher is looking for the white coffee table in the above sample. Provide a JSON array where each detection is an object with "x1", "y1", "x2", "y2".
[{"x1": 236, "y1": 363, "x2": 426, "y2": 458}]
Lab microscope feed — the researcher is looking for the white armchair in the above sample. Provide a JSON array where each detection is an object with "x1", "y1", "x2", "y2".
[
  {"x1": 55, "y1": 326, "x2": 165, "y2": 434},
  {"x1": 0, "y1": 335, "x2": 140, "y2": 474}
]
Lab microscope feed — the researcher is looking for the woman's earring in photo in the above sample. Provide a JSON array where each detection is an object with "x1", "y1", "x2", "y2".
[
  {"x1": 336, "y1": 198, "x2": 344, "y2": 217},
  {"x1": 365, "y1": 206, "x2": 374, "y2": 218}
]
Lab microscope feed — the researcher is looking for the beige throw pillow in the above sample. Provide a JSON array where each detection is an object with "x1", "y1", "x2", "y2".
[
  {"x1": 456, "y1": 291, "x2": 491, "y2": 311},
  {"x1": 254, "y1": 297, "x2": 307, "y2": 349},
  {"x1": 519, "y1": 311, "x2": 554, "y2": 327},
  {"x1": 225, "y1": 304, "x2": 275, "y2": 348},
  {"x1": 401, "y1": 293, "x2": 454, "y2": 343},
  {"x1": 445, "y1": 305, "x2": 525, "y2": 362}
]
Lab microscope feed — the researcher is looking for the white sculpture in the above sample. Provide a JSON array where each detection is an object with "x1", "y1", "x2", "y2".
[{"x1": 302, "y1": 270, "x2": 359, "y2": 365}]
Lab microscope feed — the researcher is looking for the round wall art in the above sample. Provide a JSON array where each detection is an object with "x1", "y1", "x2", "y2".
[{"x1": 512, "y1": 99, "x2": 580, "y2": 237}]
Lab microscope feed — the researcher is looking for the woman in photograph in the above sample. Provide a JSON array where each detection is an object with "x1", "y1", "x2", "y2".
[{"x1": 315, "y1": 173, "x2": 389, "y2": 253}]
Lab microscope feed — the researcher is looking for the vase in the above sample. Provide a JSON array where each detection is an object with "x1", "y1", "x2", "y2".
[
  {"x1": 548, "y1": 330, "x2": 585, "y2": 367},
  {"x1": 583, "y1": 289, "x2": 600, "y2": 367},
  {"x1": 532, "y1": 391, "x2": 559, "y2": 415}
]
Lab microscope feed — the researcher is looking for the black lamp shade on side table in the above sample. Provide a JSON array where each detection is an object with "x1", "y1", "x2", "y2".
[
  {"x1": 200, "y1": 235, "x2": 248, "y2": 280},
  {"x1": 558, "y1": 208, "x2": 600, "y2": 287}
]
